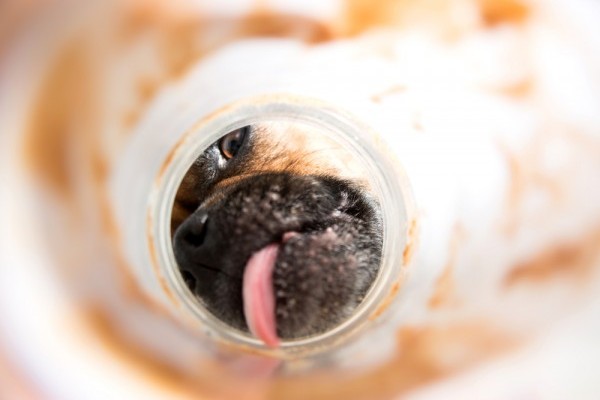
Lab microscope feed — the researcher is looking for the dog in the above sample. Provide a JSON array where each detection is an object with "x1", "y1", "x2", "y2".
[{"x1": 171, "y1": 122, "x2": 383, "y2": 346}]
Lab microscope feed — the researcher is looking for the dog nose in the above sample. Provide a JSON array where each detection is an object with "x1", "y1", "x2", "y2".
[
  {"x1": 176, "y1": 212, "x2": 209, "y2": 247},
  {"x1": 173, "y1": 212, "x2": 209, "y2": 287}
]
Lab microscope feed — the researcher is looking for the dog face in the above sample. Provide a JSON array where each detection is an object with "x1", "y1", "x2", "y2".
[{"x1": 172, "y1": 122, "x2": 383, "y2": 346}]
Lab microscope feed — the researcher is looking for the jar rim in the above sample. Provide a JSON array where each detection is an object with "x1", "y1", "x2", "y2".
[{"x1": 148, "y1": 94, "x2": 413, "y2": 358}]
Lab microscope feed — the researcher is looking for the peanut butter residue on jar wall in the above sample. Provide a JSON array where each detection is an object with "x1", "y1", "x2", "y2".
[{"x1": 5, "y1": 0, "x2": 600, "y2": 398}]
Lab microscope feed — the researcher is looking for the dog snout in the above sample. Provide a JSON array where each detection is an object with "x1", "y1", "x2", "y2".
[{"x1": 171, "y1": 173, "x2": 383, "y2": 337}]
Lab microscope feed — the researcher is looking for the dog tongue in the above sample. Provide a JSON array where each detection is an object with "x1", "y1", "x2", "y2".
[{"x1": 243, "y1": 243, "x2": 280, "y2": 348}]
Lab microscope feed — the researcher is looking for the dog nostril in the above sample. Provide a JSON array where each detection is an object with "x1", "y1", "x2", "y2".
[
  {"x1": 181, "y1": 270, "x2": 197, "y2": 292},
  {"x1": 183, "y1": 214, "x2": 209, "y2": 247}
]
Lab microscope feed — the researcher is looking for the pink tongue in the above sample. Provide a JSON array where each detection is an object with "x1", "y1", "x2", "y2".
[{"x1": 243, "y1": 243, "x2": 280, "y2": 348}]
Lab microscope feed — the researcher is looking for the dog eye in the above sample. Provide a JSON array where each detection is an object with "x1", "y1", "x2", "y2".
[{"x1": 219, "y1": 126, "x2": 249, "y2": 160}]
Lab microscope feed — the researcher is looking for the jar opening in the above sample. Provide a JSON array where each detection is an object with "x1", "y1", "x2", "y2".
[{"x1": 150, "y1": 97, "x2": 410, "y2": 357}]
